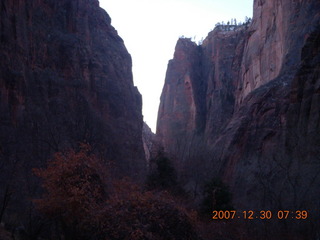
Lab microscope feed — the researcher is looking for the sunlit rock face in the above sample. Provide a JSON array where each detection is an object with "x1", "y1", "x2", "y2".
[
  {"x1": 0, "y1": 0, "x2": 145, "y2": 219},
  {"x1": 157, "y1": 0, "x2": 320, "y2": 210},
  {"x1": 236, "y1": 0, "x2": 287, "y2": 104}
]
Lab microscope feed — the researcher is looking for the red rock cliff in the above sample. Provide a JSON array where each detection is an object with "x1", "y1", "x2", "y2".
[
  {"x1": 0, "y1": 0, "x2": 146, "y2": 218},
  {"x1": 157, "y1": 38, "x2": 203, "y2": 160},
  {"x1": 157, "y1": 0, "x2": 320, "y2": 212}
]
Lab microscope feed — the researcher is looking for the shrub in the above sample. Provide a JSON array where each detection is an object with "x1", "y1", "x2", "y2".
[
  {"x1": 34, "y1": 147, "x2": 200, "y2": 240},
  {"x1": 33, "y1": 144, "x2": 107, "y2": 239},
  {"x1": 200, "y1": 178, "x2": 233, "y2": 217},
  {"x1": 146, "y1": 154, "x2": 178, "y2": 190},
  {"x1": 99, "y1": 179, "x2": 200, "y2": 240}
]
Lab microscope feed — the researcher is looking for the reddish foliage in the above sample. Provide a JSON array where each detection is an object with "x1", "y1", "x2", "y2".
[
  {"x1": 33, "y1": 145, "x2": 200, "y2": 240},
  {"x1": 33, "y1": 144, "x2": 107, "y2": 233},
  {"x1": 98, "y1": 179, "x2": 199, "y2": 240}
]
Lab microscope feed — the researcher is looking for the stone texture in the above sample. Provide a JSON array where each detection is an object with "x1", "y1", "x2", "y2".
[
  {"x1": 156, "y1": 0, "x2": 320, "y2": 211},
  {"x1": 202, "y1": 27, "x2": 247, "y2": 142},
  {"x1": 236, "y1": 0, "x2": 287, "y2": 104},
  {"x1": 0, "y1": 0, "x2": 145, "y2": 223},
  {"x1": 157, "y1": 38, "x2": 203, "y2": 160},
  {"x1": 157, "y1": 28, "x2": 248, "y2": 164},
  {"x1": 215, "y1": 0, "x2": 320, "y2": 210},
  {"x1": 142, "y1": 122, "x2": 155, "y2": 165}
]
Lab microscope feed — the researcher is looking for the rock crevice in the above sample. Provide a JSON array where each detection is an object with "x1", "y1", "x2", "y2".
[{"x1": 156, "y1": 0, "x2": 320, "y2": 210}]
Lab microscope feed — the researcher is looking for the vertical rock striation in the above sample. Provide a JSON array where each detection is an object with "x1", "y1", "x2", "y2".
[
  {"x1": 0, "y1": 0, "x2": 145, "y2": 222},
  {"x1": 157, "y1": 38, "x2": 203, "y2": 160},
  {"x1": 157, "y1": 0, "x2": 320, "y2": 212}
]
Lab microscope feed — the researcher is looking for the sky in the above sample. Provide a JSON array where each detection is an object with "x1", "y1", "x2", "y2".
[{"x1": 99, "y1": 0, "x2": 253, "y2": 132}]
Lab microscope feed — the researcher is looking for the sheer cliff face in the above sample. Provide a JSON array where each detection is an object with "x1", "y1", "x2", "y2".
[
  {"x1": 157, "y1": 39, "x2": 202, "y2": 156},
  {"x1": 237, "y1": 0, "x2": 319, "y2": 105},
  {"x1": 237, "y1": 0, "x2": 287, "y2": 103},
  {"x1": 0, "y1": 0, "x2": 145, "y2": 214},
  {"x1": 157, "y1": 0, "x2": 320, "y2": 210},
  {"x1": 157, "y1": 29, "x2": 246, "y2": 159}
]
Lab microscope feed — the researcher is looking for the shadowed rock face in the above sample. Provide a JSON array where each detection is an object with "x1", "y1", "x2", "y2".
[
  {"x1": 157, "y1": 38, "x2": 203, "y2": 158},
  {"x1": 0, "y1": 0, "x2": 145, "y2": 221},
  {"x1": 157, "y1": 0, "x2": 320, "y2": 211}
]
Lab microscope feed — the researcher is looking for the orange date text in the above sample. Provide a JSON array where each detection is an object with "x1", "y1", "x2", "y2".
[{"x1": 212, "y1": 210, "x2": 308, "y2": 220}]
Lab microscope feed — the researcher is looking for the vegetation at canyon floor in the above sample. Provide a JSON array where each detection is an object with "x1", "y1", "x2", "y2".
[{"x1": 32, "y1": 145, "x2": 200, "y2": 240}]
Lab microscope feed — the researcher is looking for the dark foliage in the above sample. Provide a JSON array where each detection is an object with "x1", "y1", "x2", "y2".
[
  {"x1": 101, "y1": 180, "x2": 200, "y2": 240},
  {"x1": 33, "y1": 146, "x2": 200, "y2": 240},
  {"x1": 200, "y1": 178, "x2": 233, "y2": 217},
  {"x1": 146, "y1": 154, "x2": 178, "y2": 190}
]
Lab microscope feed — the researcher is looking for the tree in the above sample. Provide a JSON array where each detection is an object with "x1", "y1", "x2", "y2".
[
  {"x1": 34, "y1": 146, "x2": 201, "y2": 239},
  {"x1": 100, "y1": 179, "x2": 200, "y2": 240},
  {"x1": 199, "y1": 178, "x2": 233, "y2": 217},
  {"x1": 197, "y1": 37, "x2": 204, "y2": 46},
  {"x1": 33, "y1": 144, "x2": 108, "y2": 239},
  {"x1": 146, "y1": 153, "x2": 178, "y2": 191}
]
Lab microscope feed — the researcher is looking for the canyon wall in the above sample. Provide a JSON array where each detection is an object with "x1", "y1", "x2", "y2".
[
  {"x1": 157, "y1": 0, "x2": 320, "y2": 211},
  {"x1": 157, "y1": 38, "x2": 203, "y2": 160},
  {"x1": 0, "y1": 0, "x2": 145, "y2": 223}
]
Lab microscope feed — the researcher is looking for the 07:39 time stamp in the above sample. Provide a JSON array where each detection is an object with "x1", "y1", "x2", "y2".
[{"x1": 212, "y1": 210, "x2": 308, "y2": 220}]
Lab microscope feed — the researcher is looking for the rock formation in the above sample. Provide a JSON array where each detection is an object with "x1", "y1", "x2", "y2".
[
  {"x1": 157, "y1": 0, "x2": 320, "y2": 215},
  {"x1": 142, "y1": 122, "x2": 155, "y2": 164},
  {"x1": 0, "y1": 0, "x2": 145, "y2": 224}
]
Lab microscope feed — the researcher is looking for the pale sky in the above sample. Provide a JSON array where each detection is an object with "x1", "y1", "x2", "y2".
[{"x1": 99, "y1": 0, "x2": 253, "y2": 132}]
